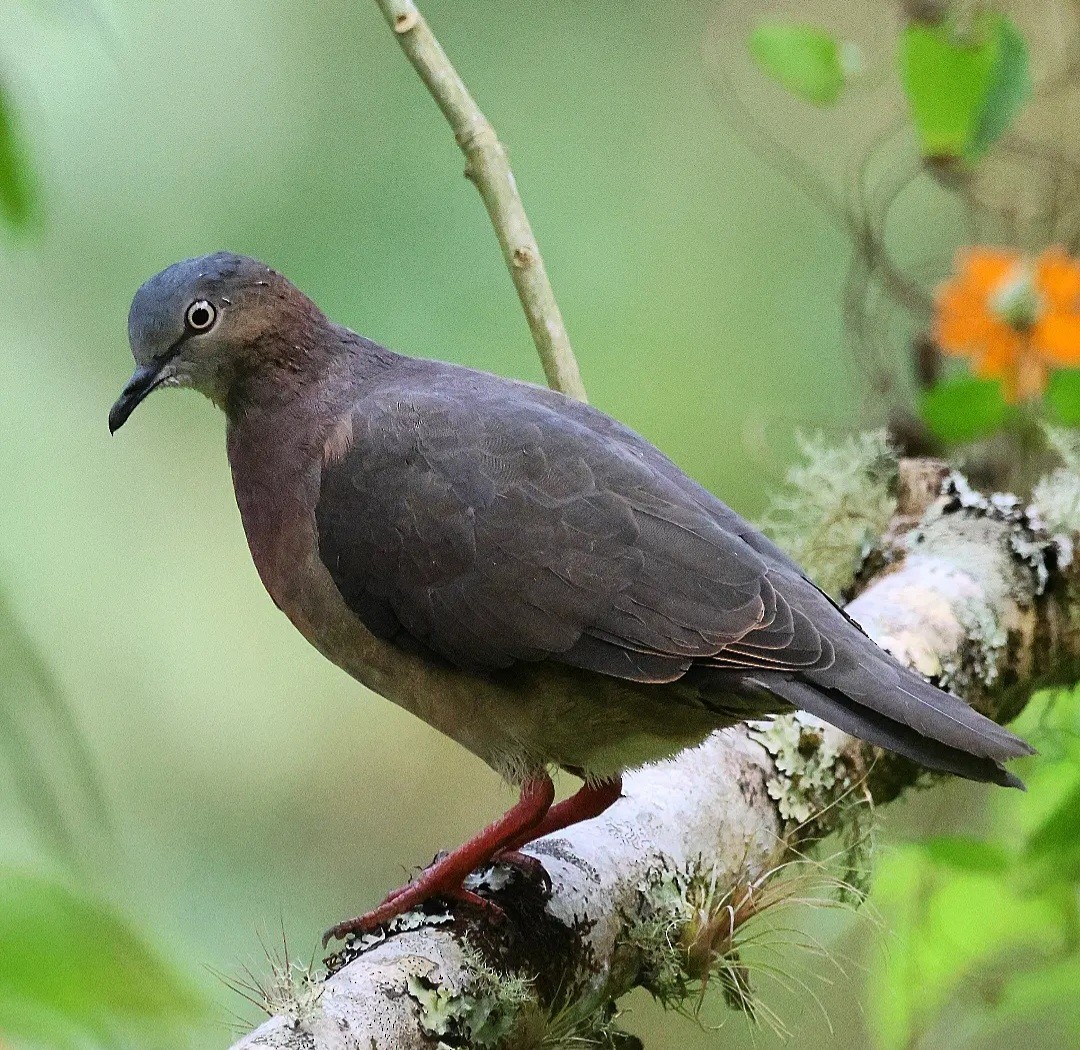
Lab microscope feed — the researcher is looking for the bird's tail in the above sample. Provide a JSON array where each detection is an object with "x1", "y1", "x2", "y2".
[{"x1": 744, "y1": 649, "x2": 1034, "y2": 789}]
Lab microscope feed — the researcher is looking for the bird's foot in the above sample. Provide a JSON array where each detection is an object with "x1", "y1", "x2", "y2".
[
  {"x1": 321, "y1": 868, "x2": 504, "y2": 946},
  {"x1": 322, "y1": 774, "x2": 556, "y2": 946},
  {"x1": 321, "y1": 849, "x2": 551, "y2": 945}
]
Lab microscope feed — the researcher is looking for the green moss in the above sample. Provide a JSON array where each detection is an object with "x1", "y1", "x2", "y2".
[
  {"x1": 405, "y1": 945, "x2": 645, "y2": 1050},
  {"x1": 624, "y1": 865, "x2": 754, "y2": 1013},
  {"x1": 622, "y1": 847, "x2": 870, "y2": 1038},
  {"x1": 764, "y1": 430, "x2": 898, "y2": 597}
]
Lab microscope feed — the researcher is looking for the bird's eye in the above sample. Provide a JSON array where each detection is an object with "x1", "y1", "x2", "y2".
[{"x1": 185, "y1": 299, "x2": 217, "y2": 332}]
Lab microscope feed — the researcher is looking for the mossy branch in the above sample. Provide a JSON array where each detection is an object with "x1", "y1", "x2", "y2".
[
  {"x1": 371, "y1": 0, "x2": 587, "y2": 402},
  {"x1": 230, "y1": 458, "x2": 1079, "y2": 1050}
]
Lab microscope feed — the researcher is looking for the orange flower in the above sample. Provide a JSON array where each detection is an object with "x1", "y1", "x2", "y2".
[{"x1": 934, "y1": 246, "x2": 1080, "y2": 402}]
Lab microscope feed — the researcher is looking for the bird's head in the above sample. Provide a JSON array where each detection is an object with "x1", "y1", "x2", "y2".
[{"x1": 110, "y1": 252, "x2": 322, "y2": 432}]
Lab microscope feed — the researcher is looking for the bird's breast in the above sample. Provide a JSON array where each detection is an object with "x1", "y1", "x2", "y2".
[{"x1": 225, "y1": 416, "x2": 518, "y2": 762}]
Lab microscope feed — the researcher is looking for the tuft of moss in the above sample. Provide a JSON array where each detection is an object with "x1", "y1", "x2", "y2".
[
  {"x1": 407, "y1": 949, "x2": 535, "y2": 1050},
  {"x1": 624, "y1": 865, "x2": 755, "y2": 1014},
  {"x1": 405, "y1": 942, "x2": 645, "y2": 1050},
  {"x1": 622, "y1": 848, "x2": 871, "y2": 1040},
  {"x1": 225, "y1": 954, "x2": 323, "y2": 1029},
  {"x1": 512, "y1": 999, "x2": 642, "y2": 1050},
  {"x1": 764, "y1": 431, "x2": 898, "y2": 597},
  {"x1": 1032, "y1": 426, "x2": 1080, "y2": 546}
]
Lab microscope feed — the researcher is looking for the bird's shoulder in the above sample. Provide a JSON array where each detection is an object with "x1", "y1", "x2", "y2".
[
  {"x1": 330, "y1": 360, "x2": 653, "y2": 470},
  {"x1": 334, "y1": 359, "x2": 809, "y2": 576},
  {"x1": 313, "y1": 358, "x2": 823, "y2": 678}
]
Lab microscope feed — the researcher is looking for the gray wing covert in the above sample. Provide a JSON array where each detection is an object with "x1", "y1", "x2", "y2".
[{"x1": 314, "y1": 388, "x2": 831, "y2": 682}]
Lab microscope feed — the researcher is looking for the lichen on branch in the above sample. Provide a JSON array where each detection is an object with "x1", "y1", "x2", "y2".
[{"x1": 763, "y1": 430, "x2": 898, "y2": 597}]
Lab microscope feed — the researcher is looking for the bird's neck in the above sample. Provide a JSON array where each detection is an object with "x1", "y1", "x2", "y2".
[
  {"x1": 220, "y1": 321, "x2": 380, "y2": 421},
  {"x1": 224, "y1": 331, "x2": 400, "y2": 608}
]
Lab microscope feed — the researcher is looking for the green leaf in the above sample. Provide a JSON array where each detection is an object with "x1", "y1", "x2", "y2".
[
  {"x1": 919, "y1": 835, "x2": 1013, "y2": 874},
  {"x1": 0, "y1": 869, "x2": 207, "y2": 1047},
  {"x1": 1025, "y1": 780, "x2": 1080, "y2": 879},
  {"x1": 748, "y1": 23, "x2": 847, "y2": 106},
  {"x1": 1047, "y1": 369, "x2": 1080, "y2": 425},
  {"x1": 970, "y1": 16, "x2": 1032, "y2": 158},
  {"x1": 900, "y1": 16, "x2": 1003, "y2": 159},
  {"x1": 867, "y1": 848, "x2": 1062, "y2": 1050},
  {"x1": 0, "y1": 80, "x2": 38, "y2": 231},
  {"x1": 918, "y1": 374, "x2": 1009, "y2": 443}
]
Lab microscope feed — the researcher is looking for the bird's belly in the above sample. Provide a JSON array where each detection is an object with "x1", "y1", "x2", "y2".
[{"x1": 477, "y1": 663, "x2": 723, "y2": 780}]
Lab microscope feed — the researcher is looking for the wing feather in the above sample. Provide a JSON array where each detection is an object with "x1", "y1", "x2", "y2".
[
  {"x1": 314, "y1": 382, "x2": 823, "y2": 678},
  {"x1": 308, "y1": 359, "x2": 1032, "y2": 781}
]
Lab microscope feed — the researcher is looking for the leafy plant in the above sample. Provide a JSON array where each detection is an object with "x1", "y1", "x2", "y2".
[
  {"x1": 0, "y1": 868, "x2": 208, "y2": 1048},
  {"x1": 867, "y1": 685, "x2": 1080, "y2": 1048}
]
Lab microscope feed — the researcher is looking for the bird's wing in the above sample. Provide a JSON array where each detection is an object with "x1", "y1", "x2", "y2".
[{"x1": 314, "y1": 377, "x2": 831, "y2": 683}]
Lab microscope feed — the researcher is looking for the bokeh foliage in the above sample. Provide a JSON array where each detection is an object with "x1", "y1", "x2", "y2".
[
  {"x1": 869, "y1": 686, "x2": 1080, "y2": 1049},
  {"x1": 0, "y1": 0, "x2": 1076, "y2": 1047},
  {"x1": 0, "y1": 869, "x2": 207, "y2": 1048}
]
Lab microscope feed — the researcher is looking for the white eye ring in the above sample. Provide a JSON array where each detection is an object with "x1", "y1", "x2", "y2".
[{"x1": 185, "y1": 299, "x2": 217, "y2": 332}]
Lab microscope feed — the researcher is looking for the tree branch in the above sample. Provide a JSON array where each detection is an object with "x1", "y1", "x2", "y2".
[
  {"x1": 229, "y1": 461, "x2": 1080, "y2": 1048},
  {"x1": 372, "y1": 0, "x2": 587, "y2": 402}
]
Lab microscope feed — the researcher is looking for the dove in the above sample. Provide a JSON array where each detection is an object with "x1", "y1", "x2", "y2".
[{"x1": 111, "y1": 253, "x2": 1032, "y2": 942}]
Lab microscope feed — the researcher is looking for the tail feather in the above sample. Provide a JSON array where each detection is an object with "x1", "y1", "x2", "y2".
[
  {"x1": 753, "y1": 674, "x2": 1025, "y2": 788},
  {"x1": 814, "y1": 645, "x2": 1031, "y2": 756},
  {"x1": 696, "y1": 553, "x2": 1034, "y2": 787}
]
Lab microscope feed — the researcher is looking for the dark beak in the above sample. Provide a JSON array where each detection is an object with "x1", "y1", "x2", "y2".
[{"x1": 109, "y1": 361, "x2": 171, "y2": 433}]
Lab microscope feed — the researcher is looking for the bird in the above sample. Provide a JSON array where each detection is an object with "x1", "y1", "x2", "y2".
[{"x1": 110, "y1": 252, "x2": 1033, "y2": 943}]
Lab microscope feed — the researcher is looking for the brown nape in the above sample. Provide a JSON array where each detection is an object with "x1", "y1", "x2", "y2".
[
  {"x1": 217, "y1": 291, "x2": 334, "y2": 421},
  {"x1": 219, "y1": 306, "x2": 395, "y2": 424}
]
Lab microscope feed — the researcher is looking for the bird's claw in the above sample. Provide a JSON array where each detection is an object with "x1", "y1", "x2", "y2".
[
  {"x1": 492, "y1": 849, "x2": 552, "y2": 895},
  {"x1": 321, "y1": 883, "x2": 505, "y2": 947}
]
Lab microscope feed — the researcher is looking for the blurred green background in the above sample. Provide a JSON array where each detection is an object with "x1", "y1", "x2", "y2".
[{"x1": 0, "y1": 1, "x2": 1075, "y2": 1048}]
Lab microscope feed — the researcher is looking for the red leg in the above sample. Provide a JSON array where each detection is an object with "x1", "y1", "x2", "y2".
[
  {"x1": 498, "y1": 776, "x2": 622, "y2": 854},
  {"x1": 322, "y1": 774, "x2": 555, "y2": 945}
]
